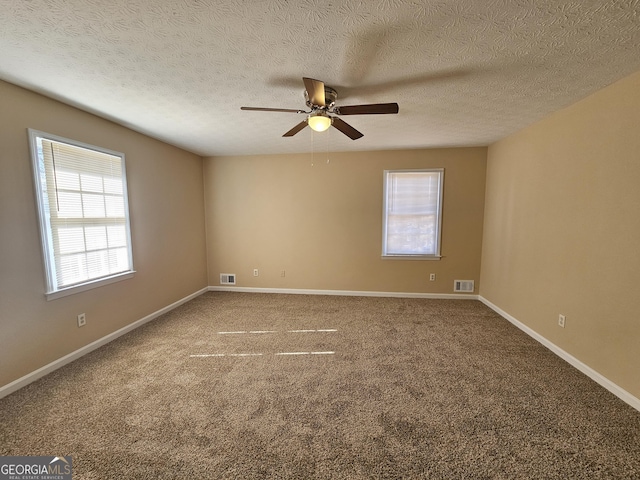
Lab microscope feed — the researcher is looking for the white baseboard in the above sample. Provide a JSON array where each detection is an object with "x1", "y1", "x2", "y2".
[
  {"x1": 0, "y1": 287, "x2": 209, "y2": 400},
  {"x1": 479, "y1": 296, "x2": 640, "y2": 413},
  {"x1": 208, "y1": 285, "x2": 479, "y2": 300}
]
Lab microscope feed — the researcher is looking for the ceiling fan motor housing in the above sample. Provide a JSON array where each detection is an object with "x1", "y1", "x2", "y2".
[{"x1": 305, "y1": 86, "x2": 338, "y2": 109}]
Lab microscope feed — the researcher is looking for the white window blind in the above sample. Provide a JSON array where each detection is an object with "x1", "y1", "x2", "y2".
[
  {"x1": 29, "y1": 129, "x2": 134, "y2": 298},
  {"x1": 382, "y1": 169, "x2": 444, "y2": 258}
]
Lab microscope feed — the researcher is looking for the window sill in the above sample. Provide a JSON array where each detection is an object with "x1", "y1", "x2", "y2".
[
  {"x1": 45, "y1": 271, "x2": 136, "y2": 301},
  {"x1": 381, "y1": 255, "x2": 442, "y2": 261}
]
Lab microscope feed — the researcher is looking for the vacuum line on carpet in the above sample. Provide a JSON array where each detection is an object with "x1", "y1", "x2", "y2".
[
  {"x1": 275, "y1": 351, "x2": 335, "y2": 356},
  {"x1": 189, "y1": 351, "x2": 335, "y2": 358},
  {"x1": 215, "y1": 329, "x2": 337, "y2": 334},
  {"x1": 189, "y1": 353, "x2": 264, "y2": 357}
]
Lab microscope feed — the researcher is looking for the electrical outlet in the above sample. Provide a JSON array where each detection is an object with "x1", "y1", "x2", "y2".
[
  {"x1": 281, "y1": 270, "x2": 286, "y2": 277},
  {"x1": 253, "y1": 269, "x2": 259, "y2": 277},
  {"x1": 558, "y1": 314, "x2": 566, "y2": 328},
  {"x1": 77, "y1": 313, "x2": 86, "y2": 327},
  {"x1": 429, "y1": 273, "x2": 436, "y2": 281}
]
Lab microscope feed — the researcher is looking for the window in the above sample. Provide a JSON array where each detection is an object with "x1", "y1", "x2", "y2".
[
  {"x1": 382, "y1": 169, "x2": 444, "y2": 259},
  {"x1": 28, "y1": 129, "x2": 134, "y2": 299}
]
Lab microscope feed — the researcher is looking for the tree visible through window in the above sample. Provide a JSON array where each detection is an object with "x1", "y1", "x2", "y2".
[
  {"x1": 382, "y1": 169, "x2": 444, "y2": 258},
  {"x1": 28, "y1": 129, "x2": 134, "y2": 299}
]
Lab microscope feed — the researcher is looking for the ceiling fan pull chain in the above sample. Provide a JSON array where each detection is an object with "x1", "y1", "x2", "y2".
[
  {"x1": 325, "y1": 127, "x2": 331, "y2": 165},
  {"x1": 311, "y1": 127, "x2": 315, "y2": 167}
]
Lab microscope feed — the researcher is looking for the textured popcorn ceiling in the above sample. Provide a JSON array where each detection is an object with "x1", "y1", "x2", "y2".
[{"x1": 1, "y1": 0, "x2": 640, "y2": 157}]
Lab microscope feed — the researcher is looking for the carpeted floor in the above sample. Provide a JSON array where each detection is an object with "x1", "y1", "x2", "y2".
[{"x1": 1, "y1": 292, "x2": 639, "y2": 479}]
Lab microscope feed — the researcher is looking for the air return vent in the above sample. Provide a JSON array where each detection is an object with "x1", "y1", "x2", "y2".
[
  {"x1": 454, "y1": 280, "x2": 474, "y2": 293},
  {"x1": 220, "y1": 273, "x2": 236, "y2": 285}
]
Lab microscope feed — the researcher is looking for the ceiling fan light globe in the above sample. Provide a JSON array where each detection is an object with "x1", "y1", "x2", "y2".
[{"x1": 308, "y1": 115, "x2": 332, "y2": 132}]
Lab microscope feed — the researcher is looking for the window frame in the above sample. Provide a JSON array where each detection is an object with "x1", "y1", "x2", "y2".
[
  {"x1": 381, "y1": 168, "x2": 444, "y2": 260},
  {"x1": 28, "y1": 129, "x2": 135, "y2": 300}
]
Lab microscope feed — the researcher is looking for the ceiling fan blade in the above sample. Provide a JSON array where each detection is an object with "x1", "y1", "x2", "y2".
[
  {"x1": 283, "y1": 120, "x2": 308, "y2": 137},
  {"x1": 331, "y1": 117, "x2": 363, "y2": 140},
  {"x1": 241, "y1": 106, "x2": 305, "y2": 113},
  {"x1": 336, "y1": 103, "x2": 399, "y2": 115},
  {"x1": 303, "y1": 77, "x2": 325, "y2": 107}
]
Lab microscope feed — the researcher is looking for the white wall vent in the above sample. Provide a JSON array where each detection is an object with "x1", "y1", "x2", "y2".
[
  {"x1": 454, "y1": 280, "x2": 474, "y2": 293},
  {"x1": 220, "y1": 273, "x2": 236, "y2": 285}
]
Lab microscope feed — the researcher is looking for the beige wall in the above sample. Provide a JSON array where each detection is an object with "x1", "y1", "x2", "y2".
[
  {"x1": 480, "y1": 71, "x2": 640, "y2": 399},
  {"x1": 0, "y1": 80, "x2": 208, "y2": 388},
  {"x1": 204, "y1": 148, "x2": 486, "y2": 294}
]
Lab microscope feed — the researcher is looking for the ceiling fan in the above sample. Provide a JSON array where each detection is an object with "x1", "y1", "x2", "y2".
[{"x1": 241, "y1": 77, "x2": 399, "y2": 140}]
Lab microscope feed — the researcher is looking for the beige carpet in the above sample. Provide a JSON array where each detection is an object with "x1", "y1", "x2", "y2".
[{"x1": 1, "y1": 292, "x2": 639, "y2": 479}]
